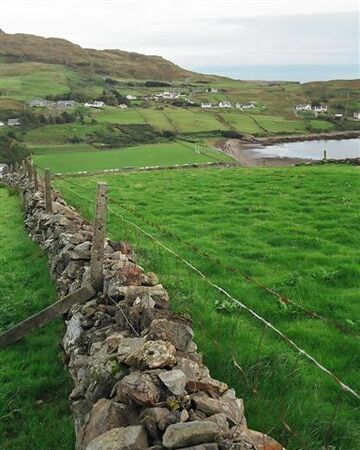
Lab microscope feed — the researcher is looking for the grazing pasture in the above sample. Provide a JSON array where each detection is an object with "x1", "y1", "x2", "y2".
[
  {"x1": 55, "y1": 165, "x2": 360, "y2": 449},
  {"x1": 0, "y1": 188, "x2": 73, "y2": 450},
  {"x1": 33, "y1": 141, "x2": 232, "y2": 173}
]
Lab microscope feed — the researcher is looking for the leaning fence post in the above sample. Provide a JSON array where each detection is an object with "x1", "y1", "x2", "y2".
[
  {"x1": 44, "y1": 168, "x2": 53, "y2": 213},
  {"x1": 90, "y1": 182, "x2": 108, "y2": 291}
]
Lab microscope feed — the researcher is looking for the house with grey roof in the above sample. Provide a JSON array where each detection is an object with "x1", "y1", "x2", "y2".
[{"x1": 8, "y1": 118, "x2": 21, "y2": 126}]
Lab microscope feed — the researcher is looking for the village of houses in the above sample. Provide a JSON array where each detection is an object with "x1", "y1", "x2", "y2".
[{"x1": 1, "y1": 87, "x2": 360, "y2": 128}]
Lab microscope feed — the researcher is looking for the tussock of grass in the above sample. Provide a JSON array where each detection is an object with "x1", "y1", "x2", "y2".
[{"x1": 0, "y1": 188, "x2": 73, "y2": 450}]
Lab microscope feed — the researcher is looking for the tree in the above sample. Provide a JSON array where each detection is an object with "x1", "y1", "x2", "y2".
[{"x1": 0, "y1": 134, "x2": 29, "y2": 164}]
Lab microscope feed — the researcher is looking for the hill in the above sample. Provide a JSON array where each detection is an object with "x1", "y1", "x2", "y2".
[{"x1": 0, "y1": 32, "x2": 194, "y2": 80}]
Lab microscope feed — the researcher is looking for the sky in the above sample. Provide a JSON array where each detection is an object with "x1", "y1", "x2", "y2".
[{"x1": 2, "y1": 0, "x2": 359, "y2": 80}]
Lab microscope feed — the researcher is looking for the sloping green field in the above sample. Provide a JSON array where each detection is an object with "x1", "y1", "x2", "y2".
[
  {"x1": 55, "y1": 165, "x2": 360, "y2": 449},
  {"x1": 33, "y1": 141, "x2": 232, "y2": 173},
  {"x1": 0, "y1": 188, "x2": 73, "y2": 450}
]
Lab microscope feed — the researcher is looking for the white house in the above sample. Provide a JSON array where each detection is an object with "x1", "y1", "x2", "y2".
[
  {"x1": 84, "y1": 101, "x2": 105, "y2": 108},
  {"x1": 353, "y1": 112, "x2": 360, "y2": 120},
  {"x1": 313, "y1": 105, "x2": 327, "y2": 113},
  {"x1": 334, "y1": 113, "x2": 343, "y2": 119},
  {"x1": 295, "y1": 104, "x2": 312, "y2": 111},
  {"x1": 8, "y1": 118, "x2": 21, "y2": 126},
  {"x1": 119, "y1": 104, "x2": 128, "y2": 109},
  {"x1": 201, "y1": 102, "x2": 212, "y2": 109},
  {"x1": 219, "y1": 101, "x2": 232, "y2": 108},
  {"x1": 0, "y1": 121, "x2": 5, "y2": 127},
  {"x1": 236, "y1": 103, "x2": 255, "y2": 110},
  {"x1": 155, "y1": 91, "x2": 179, "y2": 100},
  {"x1": 206, "y1": 87, "x2": 218, "y2": 93},
  {"x1": 126, "y1": 95, "x2": 137, "y2": 100}
]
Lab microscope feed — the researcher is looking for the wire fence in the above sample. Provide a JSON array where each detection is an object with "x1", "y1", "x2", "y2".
[{"x1": 33, "y1": 164, "x2": 360, "y2": 449}]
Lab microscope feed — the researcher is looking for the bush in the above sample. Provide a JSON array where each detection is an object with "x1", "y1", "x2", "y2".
[
  {"x1": 221, "y1": 130, "x2": 244, "y2": 139},
  {"x1": 0, "y1": 134, "x2": 29, "y2": 164}
]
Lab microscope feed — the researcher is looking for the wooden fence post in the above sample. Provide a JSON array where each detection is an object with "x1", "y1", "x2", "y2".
[
  {"x1": 90, "y1": 182, "x2": 107, "y2": 291},
  {"x1": 33, "y1": 164, "x2": 39, "y2": 191},
  {"x1": 323, "y1": 150, "x2": 327, "y2": 160},
  {"x1": 44, "y1": 168, "x2": 53, "y2": 213}
]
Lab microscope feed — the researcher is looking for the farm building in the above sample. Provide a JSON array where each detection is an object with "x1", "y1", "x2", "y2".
[
  {"x1": 201, "y1": 102, "x2": 212, "y2": 108},
  {"x1": 85, "y1": 101, "x2": 105, "y2": 108},
  {"x1": 353, "y1": 112, "x2": 360, "y2": 120},
  {"x1": 8, "y1": 118, "x2": 21, "y2": 126},
  {"x1": 29, "y1": 99, "x2": 50, "y2": 107},
  {"x1": 119, "y1": 104, "x2": 128, "y2": 109},
  {"x1": 236, "y1": 103, "x2": 255, "y2": 109},
  {"x1": 56, "y1": 100, "x2": 76, "y2": 108},
  {"x1": 0, "y1": 121, "x2": 5, "y2": 127},
  {"x1": 126, "y1": 95, "x2": 137, "y2": 100},
  {"x1": 219, "y1": 101, "x2": 232, "y2": 108},
  {"x1": 295, "y1": 104, "x2": 312, "y2": 111},
  {"x1": 313, "y1": 105, "x2": 327, "y2": 112}
]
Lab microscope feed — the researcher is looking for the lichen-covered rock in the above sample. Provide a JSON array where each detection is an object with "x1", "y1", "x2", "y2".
[
  {"x1": 116, "y1": 371, "x2": 162, "y2": 406},
  {"x1": 86, "y1": 425, "x2": 148, "y2": 450},
  {"x1": 124, "y1": 340, "x2": 177, "y2": 369},
  {"x1": 117, "y1": 337, "x2": 145, "y2": 362},
  {"x1": 162, "y1": 421, "x2": 220, "y2": 449}
]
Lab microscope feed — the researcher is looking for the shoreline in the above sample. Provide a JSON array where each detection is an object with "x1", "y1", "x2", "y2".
[
  {"x1": 216, "y1": 131, "x2": 360, "y2": 167},
  {"x1": 243, "y1": 130, "x2": 360, "y2": 146}
]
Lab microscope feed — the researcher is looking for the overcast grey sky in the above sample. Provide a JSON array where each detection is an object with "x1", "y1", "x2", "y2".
[{"x1": 2, "y1": 0, "x2": 359, "y2": 71}]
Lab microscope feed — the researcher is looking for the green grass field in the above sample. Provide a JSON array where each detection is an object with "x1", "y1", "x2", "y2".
[
  {"x1": 55, "y1": 165, "x2": 360, "y2": 449},
  {"x1": 1, "y1": 63, "x2": 75, "y2": 101},
  {"x1": 30, "y1": 143, "x2": 95, "y2": 154},
  {"x1": 0, "y1": 188, "x2": 73, "y2": 450},
  {"x1": 33, "y1": 141, "x2": 232, "y2": 173},
  {"x1": 93, "y1": 107, "x2": 146, "y2": 125},
  {"x1": 250, "y1": 115, "x2": 309, "y2": 134},
  {"x1": 25, "y1": 123, "x2": 107, "y2": 145}
]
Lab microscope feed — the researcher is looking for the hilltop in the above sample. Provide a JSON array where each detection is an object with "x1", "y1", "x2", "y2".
[{"x1": 0, "y1": 32, "x2": 193, "y2": 80}]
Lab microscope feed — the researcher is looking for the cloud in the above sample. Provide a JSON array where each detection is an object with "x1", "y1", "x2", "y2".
[{"x1": 1, "y1": 0, "x2": 359, "y2": 68}]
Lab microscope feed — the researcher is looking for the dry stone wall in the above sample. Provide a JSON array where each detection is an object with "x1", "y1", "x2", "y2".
[{"x1": 3, "y1": 172, "x2": 283, "y2": 450}]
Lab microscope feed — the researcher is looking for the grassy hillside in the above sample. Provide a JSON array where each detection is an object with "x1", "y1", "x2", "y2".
[
  {"x1": 0, "y1": 188, "x2": 73, "y2": 450},
  {"x1": 1, "y1": 32, "x2": 193, "y2": 80},
  {"x1": 55, "y1": 165, "x2": 360, "y2": 450}
]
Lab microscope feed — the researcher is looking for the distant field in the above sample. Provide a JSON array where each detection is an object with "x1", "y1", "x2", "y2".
[
  {"x1": 218, "y1": 112, "x2": 265, "y2": 134},
  {"x1": 93, "y1": 107, "x2": 146, "y2": 124},
  {"x1": 30, "y1": 143, "x2": 95, "y2": 154},
  {"x1": 162, "y1": 108, "x2": 227, "y2": 133},
  {"x1": 0, "y1": 63, "x2": 75, "y2": 101},
  {"x1": 251, "y1": 114, "x2": 309, "y2": 134},
  {"x1": 33, "y1": 141, "x2": 232, "y2": 173},
  {"x1": 138, "y1": 108, "x2": 176, "y2": 131},
  {"x1": 24, "y1": 123, "x2": 107, "y2": 145},
  {"x1": 55, "y1": 165, "x2": 360, "y2": 450},
  {"x1": 309, "y1": 119, "x2": 336, "y2": 131},
  {"x1": 0, "y1": 188, "x2": 73, "y2": 450}
]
